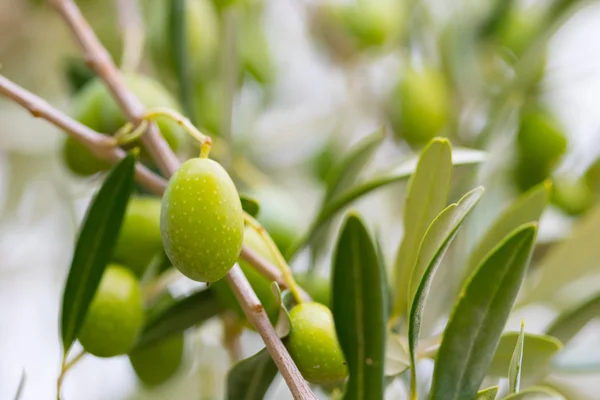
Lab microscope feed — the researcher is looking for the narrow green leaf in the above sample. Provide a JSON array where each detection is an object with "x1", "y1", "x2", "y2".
[
  {"x1": 325, "y1": 129, "x2": 385, "y2": 200},
  {"x1": 408, "y1": 188, "x2": 484, "y2": 397},
  {"x1": 240, "y1": 194, "x2": 260, "y2": 218},
  {"x1": 503, "y1": 386, "x2": 564, "y2": 399},
  {"x1": 60, "y1": 153, "x2": 136, "y2": 353},
  {"x1": 170, "y1": 0, "x2": 196, "y2": 123},
  {"x1": 271, "y1": 282, "x2": 293, "y2": 338},
  {"x1": 429, "y1": 224, "x2": 537, "y2": 400},
  {"x1": 394, "y1": 138, "x2": 453, "y2": 318},
  {"x1": 467, "y1": 181, "x2": 549, "y2": 278},
  {"x1": 509, "y1": 321, "x2": 526, "y2": 394},
  {"x1": 384, "y1": 334, "x2": 410, "y2": 377},
  {"x1": 488, "y1": 332, "x2": 562, "y2": 378},
  {"x1": 332, "y1": 213, "x2": 388, "y2": 400},
  {"x1": 135, "y1": 289, "x2": 222, "y2": 349},
  {"x1": 476, "y1": 386, "x2": 499, "y2": 400},
  {"x1": 285, "y1": 147, "x2": 486, "y2": 259},
  {"x1": 522, "y1": 204, "x2": 600, "y2": 304},
  {"x1": 545, "y1": 291, "x2": 600, "y2": 344},
  {"x1": 226, "y1": 348, "x2": 278, "y2": 400}
]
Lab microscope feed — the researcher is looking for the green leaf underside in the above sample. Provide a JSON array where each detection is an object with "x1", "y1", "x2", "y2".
[
  {"x1": 545, "y1": 291, "x2": 600, "y2": 344},
  {"x1": 508, "y1": 322, "x2": 526, "y2": 394},
  {"x1": 240, "y1": 194, "x2": 260, "y2": 218},
  {"x1": 60, "y1": 153, "x2": 136, "y2": 353},
  {"x1": 333, "y1": 213, "x2": 387, "y2": 400},
  {"x1": 285, "y1": 146, "x2": 486, "y2": 259},
  {"x1": 394, "y1": 138, "x2": 453, "y2": 318},
  {"x1": 488, "y1": 332, "x2": 562, "y2": 378},
  {"x1": 384, "y1": 334, "x2": 410, "y2": 376},
  {"x1": 523, "y1": 204, "x2": 600, "y2": 304},
  {"x1": 226, "y1": 348, "x2": 278, "y2": 400},
  {"x1": 467, "y1": 181, "x2": 549, "y2": 278},
  {"x1": 325, "y1": 129, "x2": 385, "y2": 201},
  {"x1": 429, "y1": 224, "x2": 537, "y2": 400},
  {"x1": 408, "y1": 187, "x2": 484, "y2": 396},
  {"x1": 476, "y1": 386, "x2": 499, "y2": 400},
  {"x1": 502, "y1": 386, "x2": 564, "y2": 399},
  {"x1": 271, "y1": 282, "x2": 293, "y2": 338},
  {"x1": 135, "y1": 289, "x2": 222, "y2": 349}
]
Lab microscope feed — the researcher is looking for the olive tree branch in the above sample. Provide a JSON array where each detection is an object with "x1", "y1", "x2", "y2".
[{"x1": 47, "y1": 1, "x2": 316, "y2": 397}]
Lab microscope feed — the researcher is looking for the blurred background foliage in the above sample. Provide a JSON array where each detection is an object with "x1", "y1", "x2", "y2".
[{"x1": 3, "y1": 0, "x2": 600, "y2": 398}]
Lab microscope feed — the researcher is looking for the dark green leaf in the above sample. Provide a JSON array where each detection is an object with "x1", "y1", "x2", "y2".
[
  {"x1": 546, "y1": 291, "x2": 600, "y2": 344},
  {"x1": 467, "y1": 181, "x2": 549, "y2": 280},
  {"x1": 227, "y1": 348, "x2": 278, "y2": 400},
  {"x1": 325, "y1": 129, "x2": 385, "y2": 200},
  {"x1": 408, "y1": 188, "x2": 484, "y2": 396},
  {"x1": 332, "y1": 213, "x2": 388, "y2": 400},
  {"x1": 488, "y1": 332, "x2": 562, "y2": 379},
  {"x1": 476, "y1": 386, "x2": 499, "y2": 400},
  {"x1": 394, "y1": 138, "x2": 453, "y2": 318},
  {"x1": 240, "y1": 194, "x2": 260, "y2": 218},
  {"x1": 285, "y1": 147, "x2": 486, "y2": 259},
  {"x1": 170, "y1": 0, "x2": 196, "y2": 123},
  {"x1": 429, "y1": 224, "x2": 537, "y2": 400},
  {"x1": 502, "y1": 386, "x2": 564, "y2": 399},
  {"x1": 135, "y1": 289, "x2": 222, "y2": 349},
  {"x1": 271, "y1": 282, "x2": 292, "y2": 338},
  {"x1": 509, "y1": 322, "x2": 526, "y2": 394},
  {"x1": 60, "y1": 152, "x2": 136, "y2": 353}
]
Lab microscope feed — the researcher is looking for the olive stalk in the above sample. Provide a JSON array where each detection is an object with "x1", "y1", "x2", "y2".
[
  {"x1": 46, "y1": 1, "x2": 317, "y2": 397},
  {"x1": 56, "y1": 349, "x2": 86, "y2": 399}
]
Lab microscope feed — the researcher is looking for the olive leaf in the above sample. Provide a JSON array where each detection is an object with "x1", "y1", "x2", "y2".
[
  {"x1": 384, "y1": 334, "x2": 410, "y2": 377},
  {"x1": 332, "y1": 213, "x2": 388, "y2": 400},
  {"x1": 509, "y1": 321, "x2": 526, "y2": 394},
  {"x1": 488, "y1": 331, "x2": 562, "y2": 379},
  {"x1": 466, "y1": 181, "x2": 549, "y2": 281},
  {"x1": 394, "y1": 138, "x2": 453, "y2": 319},
  {"x1": 429, "y1": 224, "x2": 537, "y2": 400},
  {"x1": 502, "y1": 386, "x2": 564, "y2": 399},
  {"x1": 134, "y1": 289, "x2": 222, "y2": 349},
  {"x1": 285, "y1": 146, "x2": 486, "y2": 259},
  {"x1": 226, "y1": 348, "x2": 278, "y2": 400},
  {"x1": 545, "y1": 291, "x2": 600, "y2": 345},
  {"x1": 240, "y1": 194, "x2": 260, "y2": 218},
  {"x1": 60, "y1": 152, "x2": 136, "y2": 354},
  {"x1": 476, "y1": 386, "x2": 499, "y2": 400},
  {"x1": 271, "y1": 282, "x2": 293, "y2": 338},
  {"x1": 408, "y1": 187, "x2": 484, "y2": 397}
]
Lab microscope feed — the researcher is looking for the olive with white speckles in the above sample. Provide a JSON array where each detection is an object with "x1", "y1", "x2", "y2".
[
  {"x1": 160, "y1": 157, "x2": 244, "y2": 282},
  {"x1": 285, "y1": 302, "x2": 348, "y2": 385}
]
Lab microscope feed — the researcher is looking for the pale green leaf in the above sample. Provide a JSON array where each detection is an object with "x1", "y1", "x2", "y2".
[
  {"x1": 429, "y1": 224, "x2": 537, "y2": 400},
  {"x1": 477, "y1": 386, "x2": 499, "y2": 400},
  {"x1": 503, "y1": 386, "x2": 564, "y2": 399},
  {"x1": 508, "y1": 321, "x2": 526, "y2": 394},
  {"x1": 545, "y1": 291, "x2": 600, "y2": 344},
  {"x1": 226, "y1": 348, "x2": 278, "y2": 400},
  {"x1": 384, "y1": 334, "x2": 410, "y2": 376},
  {"x1": 271, "y1": 282, "x2": 293, "y2": 338}
]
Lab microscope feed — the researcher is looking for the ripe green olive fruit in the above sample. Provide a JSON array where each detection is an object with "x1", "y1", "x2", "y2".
[
  {"x1": 513, "y1": 156, "x2": 551, "y2": 193},
  {"x1": 78, "y1": 265, "x2": 144, "y2": 357},
  {"x1": 391, "y1": 67, "x2": 451, "y2": 147},
  {"x1": 211, "y1": 225, "x2": 280, "y2": 324},
  {"x1": 63, "y1": 74, "x2": 185, "y2": 176},
  {"x1": 551, "y1": 176, "x2": 594, "y2": 216},
  {"x1": 144, "y1": 0, "x2": 219, "y2": 80},
  {"x1": 161, "y1": 157, "x2": 244, "y2": 282},
  {"x1": 293, "y1": 273, "x2": 331, "y2": 308},
  {"x1": 285, "y1": 302, "x2": 347, "y2": 384},
  {"x1": 129, "y1": 334, "x2": 184, "y2": 387},
  {"x1": 516, "y1": 107, "x2": 567, "y2": 165},
  {"x1": 495, "y1": 6, "x2": 543, "y2": 58},
  {"x1": 114, "y1": 196, "x2": 163, "y2": 277},
  {"x1": 251, "y1": 187, "x2": 303, "y2": 254}
]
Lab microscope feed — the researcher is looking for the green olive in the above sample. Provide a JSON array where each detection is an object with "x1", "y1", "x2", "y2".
[
  {"x1": 78, "y1": 265, "x2": 144, "y2": 357},
  {"x1": 293, "y1": 273, "x2": 331, "y2": 308},
  {"x1": 285, "y1": 302, "x2": 347, "y2": 384},
  {"x1": 516, "y1": 107, "x2": 567, "y2": 165},
  {"x1": 391, "y1": 67, "x2": 451, "y2": 147},
  {"x1": 113, "y1": 196, "x2": 163, "y2": 277},
  {"x1": 494, "y1": 6, "x2": 543, "y2": 58},
  {"x1": 161, "y1": 157, "x2": 244, "y2": 282},
  {"x1": 551, "y1": 176, "x2": 594, "y2": 216},
  {"x1": 513, "y1": 156, "x2": 551, "y2": 193},
  {"x1": 63, "y1": 74, "x2": 186, "y2": 176},
  {"x1": 211, "y1": 225, "x2": 280, "y2": 325}
]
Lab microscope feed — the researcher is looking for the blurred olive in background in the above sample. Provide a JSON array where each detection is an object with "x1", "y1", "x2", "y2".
[
  {"x1": 516, "y1": 107, "x2": 567, "y2": 166},
  {"x1": 390, "y1": 66, "x2": 451, "y2": 147},
  {"x1": 211, "y1": 225, "x2": 280, "y2": 325},
  {"x1": 551, "y1": 176, "x2": 594, "y2": 216},
  {"x1": 293, "y1": 272, "x2": 331, "y2": 308},
  {"x1": 113, "y1": 196, "x2": 164, "y2": 277},
  {"x1": 62, "y1": 74, "x2": 186, "y2": 176},
  {"x1": 143, "y1": 0, "x2": 219, "y2": 82},
  {"x1": 494, "y1": 5, "x2": 544, "y2": 59}
]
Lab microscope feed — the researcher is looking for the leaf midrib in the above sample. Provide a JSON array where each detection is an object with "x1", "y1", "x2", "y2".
[{"x1": 351, "y1": 229, "x2": 366, "y2": 399}]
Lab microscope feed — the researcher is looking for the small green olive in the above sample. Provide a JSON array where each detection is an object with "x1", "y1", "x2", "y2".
[
  {"x1": 516, "y1": 107, "x2": 567, "y2": 165},
  {"x1": 391, "y1": 67, "x2": 451, "y2": 147},
  {"x1": 129, "y1": 334, "x2": 184, "y2": 387},
  {"x1": 161, "y1": 157, "x2": 244, "y2": 282},
  {"x1": 114, "y1": 196, "x2": 163, "y2": 277},
  {"x1": 551, "y1": 176, "x2": 594, "y2": 216},
  {"x1": 78, "y1": 265, "x2": 144, "y2": 357},
  {"x1": 285, "y1": 302, "x2": 348, "y2": 385},
  {"x1": 293, "y1": 273, "x2": 331, "y2": 308},
  {"x1": 211, "y1": 225, "x2": 280, "y2": 325}
]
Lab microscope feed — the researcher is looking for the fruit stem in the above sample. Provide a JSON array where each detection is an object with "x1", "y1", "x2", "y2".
[
  {"x1": 244, "y1": 213, "x2": 304, "y2": 304},
  {"x1": 114, "y1": 120, "x2": 148, "y2": 146},
  {"x1": 56, "y1": 349, "x2": 86, "y2": 399}
]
